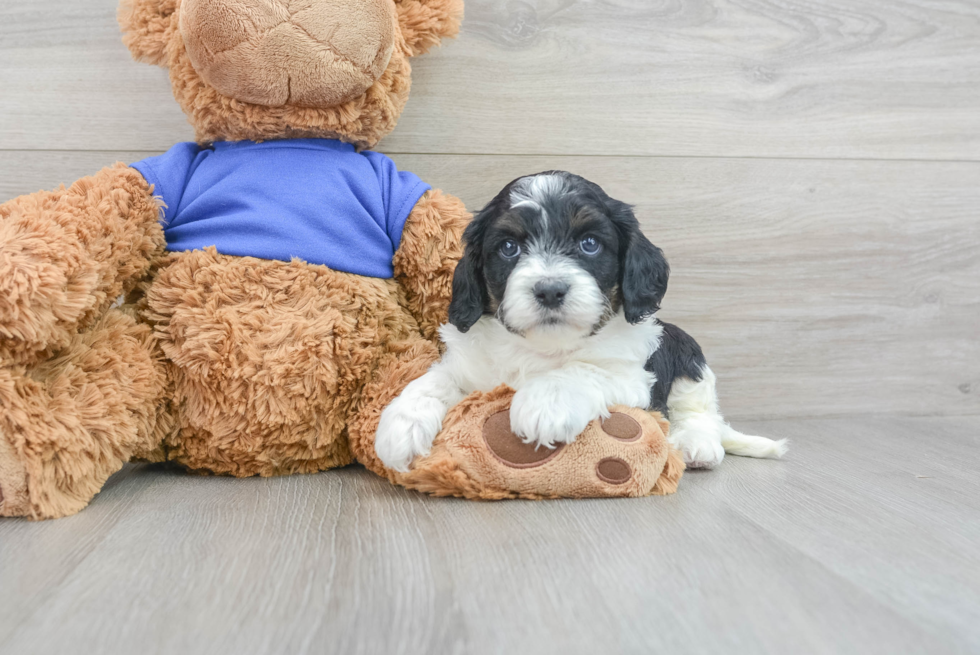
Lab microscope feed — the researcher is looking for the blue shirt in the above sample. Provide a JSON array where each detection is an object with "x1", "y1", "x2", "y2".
[{"x1": 131, "y1": 139, "x2": 430, "y2": 278}]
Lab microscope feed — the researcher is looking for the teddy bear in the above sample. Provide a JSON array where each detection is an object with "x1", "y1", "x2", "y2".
[{"x1": 0, "y1": 0, "x2": 682, "y2": 520}]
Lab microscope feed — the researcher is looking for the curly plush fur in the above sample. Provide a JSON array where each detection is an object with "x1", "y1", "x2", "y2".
[
  {"x1": 0, "y1": 176, "x2": 465, "y2": 518},
  {"x1": 0, "y1": 0, "x2": 468, "y2": 519},
  {"x1": 393, "y1": 189, "x2": 469, "y2": 342},
  {"x1": 144, "y1": 249, "x2": 427, "y2": 476},
  {"x1": 0, "y1": 0, "x2": 682, "y2": 519},
  {"x1": 118, "y1": 0, "x2": 463, "y2": 148},
  {"x1": 0, "y1": 309, "x2": 167, "y2": 519},
  {"x1": 0, "y1": 164, "x2": 164, "y2": 366}
]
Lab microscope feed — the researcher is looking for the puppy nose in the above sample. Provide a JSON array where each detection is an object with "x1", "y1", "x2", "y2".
[{"x1": 533, "y1": 281, "x2": 569, "y2": 309}]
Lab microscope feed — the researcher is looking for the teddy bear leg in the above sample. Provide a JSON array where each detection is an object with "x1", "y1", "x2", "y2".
[
  {"x1": 402, "y1": 396, "x2": 686, "y2": 500},
  {"x1": 0, "y1": 164, "x2": 165, "y2": 366},
  {"x1": 144, "y1": 250, "x2": 417, "y2": 477},
  {"x1": 0, "y1": 308, "x2": 169, "y2": 519}
]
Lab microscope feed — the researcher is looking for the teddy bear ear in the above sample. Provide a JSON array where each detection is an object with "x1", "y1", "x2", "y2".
[
  {"x1": 118, "y1": 0, "x2": 180, "y2": 67},
  {"x1": 395, "y1": 0, "x2": 464, "y2": 57}
]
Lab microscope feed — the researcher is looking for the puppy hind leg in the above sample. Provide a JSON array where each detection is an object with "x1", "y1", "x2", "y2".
[
  {"x1": 698, "y1": 368, "x2": 788, "y2": 459},
  {"x1": 664, "y1": 366, "x2": 724, "y2": 468},
  {"x1": 667, "y1": 366, "x2": 786, "y2": 467},
  {"x1": 665, "y1": 414, "x2": 726, "y2": 469}
]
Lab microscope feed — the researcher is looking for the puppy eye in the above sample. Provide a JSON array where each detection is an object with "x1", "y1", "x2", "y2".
[
  {"x1": 499, "y1": 240, "x2": 521, "y2": 259},
  {"x1": 579, "y1": 236, "x2": 601, "y2": 255}
]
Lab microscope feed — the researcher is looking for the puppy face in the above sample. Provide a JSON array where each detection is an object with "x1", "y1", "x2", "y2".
[{"x1": 449, "y1": 171, "x2": 670, "y2": 338}]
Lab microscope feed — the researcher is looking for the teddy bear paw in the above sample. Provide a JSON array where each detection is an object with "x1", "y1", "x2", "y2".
[{"x1": 483, "y1": 409, "x2": 652, "y2": 489}]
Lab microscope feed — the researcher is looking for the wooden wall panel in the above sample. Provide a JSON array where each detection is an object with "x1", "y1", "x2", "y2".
[
  {"x1": 4, "y1": 152, "x2": 977, "y2": 419},
  {"x1": 2, "y1": 1, "x2": 979, "y2": 158}
]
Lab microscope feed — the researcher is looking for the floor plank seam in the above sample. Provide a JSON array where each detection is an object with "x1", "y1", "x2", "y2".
[{"x1": 2, "y1": 148, "x2": 980, "y2": 166}]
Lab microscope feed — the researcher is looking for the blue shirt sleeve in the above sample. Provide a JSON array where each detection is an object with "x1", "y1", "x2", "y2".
[
  {"x1": 131, "y1": 142, "x2": 203, "y2": 223},
  {"x1": 364, "y1": 151, "x2": 431, "y2": 251}
]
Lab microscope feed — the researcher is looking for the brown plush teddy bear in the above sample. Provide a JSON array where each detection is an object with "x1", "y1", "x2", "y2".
[{"x1": 0, "y1": 0, "x2": 682, "y2": 520}]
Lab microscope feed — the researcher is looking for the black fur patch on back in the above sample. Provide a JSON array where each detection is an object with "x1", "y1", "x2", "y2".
[{"x1": 645, "y1": 321, "x2": 707, "y2": 418}]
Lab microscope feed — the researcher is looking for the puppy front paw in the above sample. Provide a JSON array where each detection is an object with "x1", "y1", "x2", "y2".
[
  {"x1": 374, "y1": 395, "x2": 446, "y2": 473},
  {"x1": 509, "y1": 385, "x2": 597, "y2": 450}
]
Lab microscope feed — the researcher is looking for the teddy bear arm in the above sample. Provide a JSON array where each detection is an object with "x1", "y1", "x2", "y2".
[
  {"x1": 392, "y1": 189, "x2": 471, "y2": 342},
  {"x1": 0, "y1": 163, "x2": 166, "y2": 366}
]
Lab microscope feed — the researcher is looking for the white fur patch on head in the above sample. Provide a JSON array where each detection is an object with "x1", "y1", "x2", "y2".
[
  {"x1": 509, "y1": 173, "x2": 568, "y2": 219},
  {"x1": 497, "y1": 246, "x2": 606, "y2": 339}
]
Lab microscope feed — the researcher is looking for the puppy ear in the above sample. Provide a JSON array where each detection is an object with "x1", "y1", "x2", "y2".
[
  {"x1": 606, "y1": 199, "x2": 669, "y2": 324},
  {"x1": 118, "y1": 0, "x2": 179, "y2": 67},
  {"x1": 448, "y1": 211, "x2": 493, "y2": 332},
  {"x1": 395, "y1": 0, "x2": 464, "y2": 57},
  {"x1": 621, "y1": 230, "x2": 669, "y2": 323},
  {"x1": 448, "y1": 175, "x2": 530, "y2": 332},
  {"x1": 570, "y1": 178, "x2": 670, "y2": 323},
  {"x1": 448, "y1": 246, "x2": 487, "y2": 333}
]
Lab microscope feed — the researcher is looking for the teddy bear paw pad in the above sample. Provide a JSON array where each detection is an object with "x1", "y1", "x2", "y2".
[
  {"x1": 600, "y1": 413, "x2": 642, "y2": 442},
  {"x1": 595, "y1": 457, "x2": 633, "y2": 485},
  {"x1": 483, "y1": 410, "x2": 565, "y2": 468}
]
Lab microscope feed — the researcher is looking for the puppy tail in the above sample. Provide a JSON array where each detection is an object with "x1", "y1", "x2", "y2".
[{"x1": 720, "y1": 425, "x2": 788, "y2": 459}]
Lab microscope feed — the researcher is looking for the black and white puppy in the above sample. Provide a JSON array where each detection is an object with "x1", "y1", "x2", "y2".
[{"x1": 375, "y1": 171, "x2": 786, "y2": 472}]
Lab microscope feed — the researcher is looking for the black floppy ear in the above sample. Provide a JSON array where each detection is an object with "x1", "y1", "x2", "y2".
[
  {"x1": 607, "y1": 200, "x2": 669, "y2": 324},
  {"x1": 448, "y1": 179, "x2": 525, "y2": 332},
  {"x1": 448, "y1": 222, "x2": 489, "y2": 333},
  {"x1": 621, "y1": 231, "x2": 669, "y2": 323}
]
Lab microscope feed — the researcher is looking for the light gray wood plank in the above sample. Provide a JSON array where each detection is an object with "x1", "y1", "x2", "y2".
[
  {"x1": 721, "y1": 415, "x2": 980, "y2": 651},
  {"x1": 0, "y1": 467, "x2": 163, "y2": 645},
  {"x1": 1, "y1": 416, "x2": 978, "y2": 654},
  {"x1": 0, "y1": 2, "x2": 194, "y2": 150},
  {"x1": 3, "y1": 151, "x2": 978, "y2": 420},
  {"x1": 0, "y1": 150, "x2": 152, "y2": 199},
  {"x1": 2, "y1": 1, "x2": 980, "y2": 159}
]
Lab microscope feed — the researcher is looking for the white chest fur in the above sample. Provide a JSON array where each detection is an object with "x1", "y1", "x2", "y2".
[{"x1": 438, "y1": 312, "x2": 663, "y2": 395}]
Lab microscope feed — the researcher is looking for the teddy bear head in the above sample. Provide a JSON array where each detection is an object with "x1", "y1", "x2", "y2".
[{"x1": 118, "y1": 0, "x2": 462, "y2": 148}]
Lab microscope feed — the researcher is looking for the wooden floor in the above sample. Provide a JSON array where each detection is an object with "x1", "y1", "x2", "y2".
[
  {"x1": 2, "y1": 1, "x2": 979, "y2": 653},
  {"x1": 1, "y1": 416, "x2": 978, "y2": 654}
]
